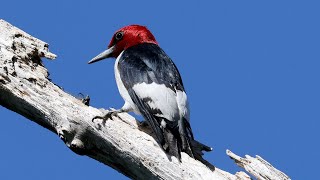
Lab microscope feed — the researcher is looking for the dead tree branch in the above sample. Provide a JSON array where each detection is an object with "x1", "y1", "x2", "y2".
[{"x1": 0, "y1": 19, "x2": 290, "y2": 180}]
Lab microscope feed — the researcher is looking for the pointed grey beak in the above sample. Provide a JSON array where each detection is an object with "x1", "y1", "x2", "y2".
[{"x1": 88, "y1": 46, "x2": 115, "y2": 64}]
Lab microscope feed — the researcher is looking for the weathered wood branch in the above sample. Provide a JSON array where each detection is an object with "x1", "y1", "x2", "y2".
[
  {"x1": 227, "y1": 150, "x2": 291, "y2": 180},
  {"x1": 0, "y1": 19, "x2": 290, "y2": 180}
]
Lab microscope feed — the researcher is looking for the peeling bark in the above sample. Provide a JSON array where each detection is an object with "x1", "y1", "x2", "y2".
[{"x1": 0, "y1": 19, "x2": 290, "y2": 180}]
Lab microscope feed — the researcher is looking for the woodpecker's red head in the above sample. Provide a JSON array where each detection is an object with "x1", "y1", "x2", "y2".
[{"x1": 88, "y1": 25, "x2": 158, "y2": 64}]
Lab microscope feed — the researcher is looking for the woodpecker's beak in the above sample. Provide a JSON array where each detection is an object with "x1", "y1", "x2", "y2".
[{"x1": 88, "y1": 45, "x2": 115, "y2": 64}]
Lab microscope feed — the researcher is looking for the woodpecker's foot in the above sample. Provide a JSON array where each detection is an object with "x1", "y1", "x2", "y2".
[{"x1": 92, "y1": 109, "x2": 121, "y2": 124}]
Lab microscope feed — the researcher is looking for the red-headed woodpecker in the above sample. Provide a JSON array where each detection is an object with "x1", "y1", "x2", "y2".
[{"x1": 88, "y1": 25, "x2": 213, "y2": 168}]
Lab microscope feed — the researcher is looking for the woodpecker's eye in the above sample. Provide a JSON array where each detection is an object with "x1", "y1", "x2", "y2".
[{"x1": 115, "y1": 32, "x2": 124, "y2": 41}]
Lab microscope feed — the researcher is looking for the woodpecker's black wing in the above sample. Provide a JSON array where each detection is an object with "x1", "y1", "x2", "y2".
[{"x1": 119, "y1": 43, "x2": 185, "y2": 92}]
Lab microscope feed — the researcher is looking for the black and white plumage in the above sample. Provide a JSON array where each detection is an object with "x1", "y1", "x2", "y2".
[
  {"x1": 88, "y1": 25, "x2": 213, "y2": 169},
  {"x1": 116, "y1": 43, "x2": 192, "y2": 158}
]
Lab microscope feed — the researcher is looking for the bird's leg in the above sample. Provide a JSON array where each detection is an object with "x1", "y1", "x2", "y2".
[{"x1": 92, "y1": 102, "x2": 132, "y2": 123}]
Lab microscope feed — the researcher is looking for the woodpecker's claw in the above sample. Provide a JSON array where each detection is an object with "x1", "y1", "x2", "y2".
[{"x1": 92, "y1": 109, "x2": 121, "y2": 124}]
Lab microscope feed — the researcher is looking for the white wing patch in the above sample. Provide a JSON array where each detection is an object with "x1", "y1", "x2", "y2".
[
  {"x1": 176, "y1": 90, "x2": 190, "y2": 122},
  {"x1": 132, "y1": 82, "x2": 180, "y2": 121}
]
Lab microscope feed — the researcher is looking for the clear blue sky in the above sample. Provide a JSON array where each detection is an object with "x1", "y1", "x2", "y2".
[{"x1": 1, "y1": 1, "x2": 319, "y2": 179}]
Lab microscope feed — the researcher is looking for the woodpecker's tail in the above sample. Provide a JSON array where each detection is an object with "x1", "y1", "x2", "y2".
[{"x1": 164, "y1": 118, "x2": 215, "y2": 171}]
